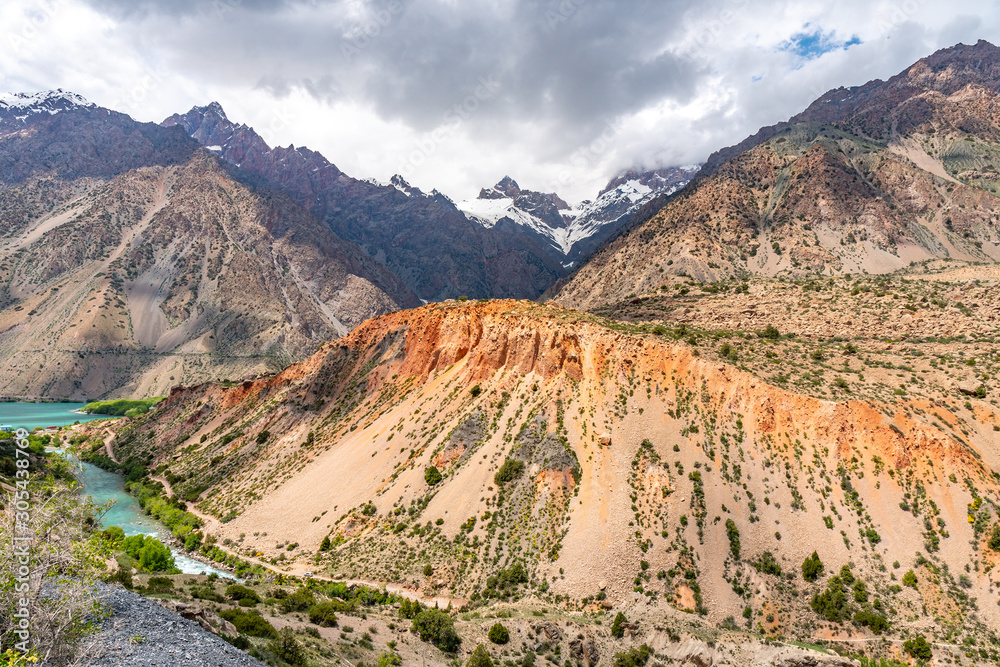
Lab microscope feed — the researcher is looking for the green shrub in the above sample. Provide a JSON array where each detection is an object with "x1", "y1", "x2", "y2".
[
  {"x1": 411, "y1": 609, "x2": 461, "y2": 652},
  {"x1": 376, "y1": 652, "x2": 402, "y2": 667},
  {"x1": 308, "y1": 602, "x2": 340, "y2": 627},
  {"x1": 280, "y1": 588, "x2": 316, "y2": 613},
  {"x1": 988, "y1": 524, "x2": 1000, "y2": 551},
  {"x1": 725, "y1": 519, "x2": 740, "y2": 560},
  {"x1": 145, "y1": 576, "x2": 173, "y2": 593},
  {"x1": 487, "y1": 622, "x2": 509, "y2": 644},
  {"x1": 494, "y1": 459, "x2": 524, "y2": 486},
  {"x1": 612, "y1": 644, "x2": 653, "y2": 667},
  {"x1": 225, "y1": 584, "x2": 260, "y2": 603},
  {"x1": 470, "y1": 385, "x2": 482, "y2": 398},
  {"x1": 760, "y1": 324, "x2": 780, "y2": 339},
  {"x1": 902, "y1": 570, "x2": 918, "y2": 588},
  {"x1": 219, "y1": 609, "x2": 276, "y2": 638},
  {"x1": 268, "y1": 627, "x2": 306, "y2": 666},
  {"x1": 810, "y1": 575, "x2": 849, "y2": 622},
  {"x1": 121, "y1": 535, "x2": 176, "y2": 573},
  {"x1": 903, "y1": 635, "x2": 932, "y2": 660},
  {"x1": 398, "y1": 598, "x2": 424, "y2": 619},
  {"x1": 754, "y1": 552, "x2": 781, "y2": 576},
  {"x1": 801, "y1": 551, "x2": 823, "y2": 582},
  {"x1": 466, "y1": 644, "x2": 495, "y2": 667},
  {"x1": 610, "y1": 611, "x2": 628, "y2": 638},
  {"x1": 854, "y1": 608, "x2": 888, "y2": 634},
  {"x1": 425, "y1": 466, "x2": 442, "y2": 486}
]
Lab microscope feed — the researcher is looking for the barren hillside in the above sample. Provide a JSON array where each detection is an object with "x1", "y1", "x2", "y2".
[{"x1": 100, "y1": 297, "x2": 1000, "y2": 662}]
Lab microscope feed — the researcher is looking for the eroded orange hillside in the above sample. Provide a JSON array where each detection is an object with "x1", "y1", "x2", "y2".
[{"x1": 103, "y1": 299, "x2": 1000, "y2": 639}]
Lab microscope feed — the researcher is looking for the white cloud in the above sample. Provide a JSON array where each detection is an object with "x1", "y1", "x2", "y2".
[{"x1": 1, "y1": 0, "x2": 1000, "y2": 202}]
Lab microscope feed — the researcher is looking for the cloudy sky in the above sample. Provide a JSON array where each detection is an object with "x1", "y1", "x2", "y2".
[{"x1": 2, "y1": 0, "x2": 999, "y2": 202}]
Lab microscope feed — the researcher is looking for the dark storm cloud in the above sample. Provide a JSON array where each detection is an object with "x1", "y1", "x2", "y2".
[{"x1": 81, "y1": 0, "x2": 706, "y2": 150}]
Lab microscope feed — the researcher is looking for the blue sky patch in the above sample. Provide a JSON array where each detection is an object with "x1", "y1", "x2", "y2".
[{"x1": 780, "y1": 26, "x2": 862, "y2": 61}]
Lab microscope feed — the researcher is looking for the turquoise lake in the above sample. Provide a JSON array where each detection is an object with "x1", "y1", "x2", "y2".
[{"x1": 0, "y1": 401, "x2": 110, "y2": 430}]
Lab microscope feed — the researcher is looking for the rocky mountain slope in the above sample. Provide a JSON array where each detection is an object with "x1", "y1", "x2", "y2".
[
  {"x1": 553, "y1": 40, "x2": 1000, "y2": 310},
  {"x1": 459, "y1": 167, "x2": 698, "y2": 267},
  {"x1": 104, "y1": 293, "x2": 1000, "y2": 664},
  {"x1": 163, "y1": 104, "x2": 566, "y2": 301},
  {"x1": 0, "y1": 91, "x2": 418, "y2": 399}
]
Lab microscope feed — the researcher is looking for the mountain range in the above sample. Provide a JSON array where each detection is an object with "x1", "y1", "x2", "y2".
[{"x1": 552, "y1": 40, "x2": 1000, "y2": 308}]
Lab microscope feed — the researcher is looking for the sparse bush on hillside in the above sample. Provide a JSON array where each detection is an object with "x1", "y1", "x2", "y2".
[
  {"x1": 725, "y1": 519, "x2": 740, "y2": 560},
  {"x1": 760, "y1": 324, "x2": 781, "y2": 339},
  {"x1": 902, "y1": 570, "x2": 918, "y2": 588},
  {"x1": 612, "y1": 645, "x2": 653, "y2": 667},
  {"x1": 493, "y1": 458, "x2": 524, "y2": 486},
  {"x1": 219, "y1": 608, "x2": 276, "y2": 638},
  {"x1": 469, "y1": 384, "x2": 482, "y2": 397},
  {"x1": 399, "y1": 598, "x2": 425, "y2": 619},
  {"x1": 754, "y1": 551, "x2": 781, "y2": 576},
  {"x1": 279, "y1": 588, "x2": 315, "y2": 613},
  {"x1": 610, "y1": 611, "x2": 628, "y2": 638},
  {"x1": 308, "y1": 602, "x2": 340, "y2": 627},
  {"x1": 411, "y1": 608, "x2": 461, "y2": 652},
  {"x1": 424, "y1": 466, "x2": 442, "y2": 486},
  {"x1": 903, "y1": 635, "x2": 932, "y2": 661},
  {"x1": 482, "y1": 562, "x2": 529, "y2": 599},
  {"x1": 466, "y1": 644, "x2": 495, "y2": 667},
  {"x1": 225, "y1": 583, "x2": 260, "y2": 604},
  {"x1": 988, "y1": 524, "x2": 1000, "y2": 551},
  {"x1": 802, "y1": 551, "x2": 823, "y2": 582},
  {"x1": 268, "y1": 627, "x2": 307, "y2": 666},
  {"x1": 488, "y1": 622, "x2": 509, "y2": 644}
]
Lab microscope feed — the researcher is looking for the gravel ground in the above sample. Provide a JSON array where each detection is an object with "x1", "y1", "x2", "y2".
[{"x1": 85, "y1": 584, "x2": 263, "y2": 667}]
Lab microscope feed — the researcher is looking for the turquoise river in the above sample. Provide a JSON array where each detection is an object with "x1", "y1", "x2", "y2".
[{"x1": 2, "y1": 402, "x2": 233, "y2": 578}]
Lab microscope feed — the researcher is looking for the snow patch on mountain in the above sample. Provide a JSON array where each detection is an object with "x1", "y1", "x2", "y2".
[
  {"x1": 459, "y1": 167, "x2": 699, "y2": 262},
  {"x1": 0, "y1": 90, "x2": 94, "y2": 119}
]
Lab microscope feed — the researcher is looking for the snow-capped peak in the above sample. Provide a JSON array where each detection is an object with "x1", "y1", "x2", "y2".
[
  {"x1": 0, "y1": 89, "x2": 94, "y2": 116},
  {"x1": 460, "y1": 165, "x2": 700, "y2": 263}
]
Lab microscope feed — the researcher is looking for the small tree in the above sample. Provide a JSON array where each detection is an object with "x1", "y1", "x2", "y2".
[
  {"x1": 268, "y1": 627, "x2": 306, "y2": 666},
  {"x1": 467, "y1": 644, "x2": 495, "y2": 667},
  {"x1": 612, "y1": 645, "x2": 653, "y2": 667},
  {"x1": 610, "y1": 611, "x2": 628, "y2": 638},
  {"x1": 988, "y1": 524, "x2": 1000, "y2": 551},
  {"x1": 488, "y1": 622, "x2": 509, "y2": 644},
  {"x1": 425, "y1": 466, "x2": 442, "y2": 486},
  {"x1": 308, "y1": 602, "x2": 339, "y2": 627},
  {"x1": 801, "y1": 551, "x2": 823, "y2": 582},
  {"x1": 494, "y1": 459, "x2": 524, "y2": 486},
  {"x1": 412, "y1": 608, "x2": 461, "y2": 652},
  {"x1": 903, "y1": 635, "x2": 932, "y2": 661},
  {"x1": 902, "y1": 570, "x2": 918, "y2": 588},
  {"x1": 760, "y1": 324, "x2": 781, "y2": 339}
]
